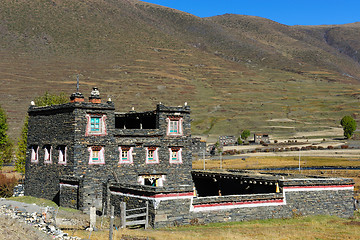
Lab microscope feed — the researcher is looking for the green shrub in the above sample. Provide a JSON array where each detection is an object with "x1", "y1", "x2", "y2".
[{"x1": 340, "y1": 116, "x2": 357, "y2": 139}]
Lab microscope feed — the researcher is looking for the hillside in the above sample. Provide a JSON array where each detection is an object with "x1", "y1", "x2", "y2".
[{"x1": 1, "y1": 0, "x2": 360, "y2": 141}]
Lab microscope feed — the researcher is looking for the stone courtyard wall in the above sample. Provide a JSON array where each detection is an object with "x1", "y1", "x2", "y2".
[{"x1": 109, "y1": 180, "x2": 354, "y2": 228}]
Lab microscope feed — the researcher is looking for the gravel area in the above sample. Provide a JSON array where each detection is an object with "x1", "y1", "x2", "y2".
[{"x1": 0, "y1": 198, "x2": 81, "y2": 240}]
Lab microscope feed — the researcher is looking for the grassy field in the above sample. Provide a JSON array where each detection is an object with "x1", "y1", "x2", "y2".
[
  {"x1": 192, "y1": 156, "x2": 360, "y2": 170},
  {"x1": 65, "y1": 214, "x2": 360, "y2": 240}
]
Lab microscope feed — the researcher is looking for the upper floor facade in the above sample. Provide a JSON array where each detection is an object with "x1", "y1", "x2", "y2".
[{"x1": 25, "y1": 88, "x2": 193, "y2": 201}]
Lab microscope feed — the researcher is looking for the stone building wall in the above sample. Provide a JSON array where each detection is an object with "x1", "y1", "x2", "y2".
[
  {"x1": 25, "y1": 92, "x2": 193, "y2": 214},
  {"x1": 71, "y1": 103, "x2": 116, "y2": 212},
  {"x1": 25, "y1": 104, "x2": 77, "y2": 203},
  {"x1": 111, "y1": 104, "x2": 193, "y2": 192}
]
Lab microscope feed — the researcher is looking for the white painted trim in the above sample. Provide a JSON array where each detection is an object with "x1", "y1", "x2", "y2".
[
  {"x1": 44, "y1": 145, "x2": 52, "y2": 164},
  {"x1": 190, "y1": 199, "x2": 286, "y2": 212},
  {"x1": 166, "y1": 117, "x2": 183, "y2": 136},
  {"x1": 283, "y1": 185, "x2": 354, "y2": 192},
  {"x1": 169, "y1": 148, "x2": 183, "y2": 164},
  {"x1": 190, "y1": 185, "x2": 353, "y2": 212},
  {"x1": 110, "y1": 191, "x2": 193, "y2": 209},
  {"x1": 85, "y1": 114, "x2": 107, "y2": 136},
  {"x1": 146, "y1": 147, "x2": 159, "y2": 164},
  {"x1": 118, "y1": 146, "x2": 133, "y2": 164},
  {"x1": 31, "y1": 146, "x2": 39, "y2": 163},
  {"x1": 111, "y1": 184, "x2": 353, "y2": 213},
  {"x1": 88, "y1": 147, "x2": 105, "y2": 165},
  {"x1": 58, "y1": 146, "x2": 67, "y2": 165},
  {"x1": 60, "y1": 183, "x2": 78, "y2": 188}
]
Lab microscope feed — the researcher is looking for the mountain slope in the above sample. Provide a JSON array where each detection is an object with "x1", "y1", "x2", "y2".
[{"x1": 1, "y1": 0, "x2": 360, "y2": 140}]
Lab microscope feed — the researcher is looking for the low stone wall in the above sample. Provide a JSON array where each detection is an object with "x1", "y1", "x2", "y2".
[
  {"x1": 283, "y1": 185, "x2": 354, "y2": 218},
  {"x1": 192, "y1": 193, "x2": 283, "y2": 205},
  {"x1": 109, "y1": 180, "x2": 355, "y2": 228}
]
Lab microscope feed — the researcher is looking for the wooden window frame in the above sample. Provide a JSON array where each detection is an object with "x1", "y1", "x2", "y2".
[
  {"x1": 166, "y1": 116, "x2": 183, "y2": 136},
  {"x1": 85, "y1": 114, "x2": 107, "y2": 136},
  {"x1": 146, "y1": 147, "x2": 159, "y2": 164},
  {"x1": 169, "y1": 147, "x2": 182, "y2": 164},
  {"x1": 88, "y1": 146, "x2": 105, "y2": 165},
  {"x1": 118, "y1": 146, "x2": 133, "y2": 164}
]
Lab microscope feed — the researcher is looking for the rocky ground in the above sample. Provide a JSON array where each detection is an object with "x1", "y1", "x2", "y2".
[
  {"x1": 0, "y1": 215, "x2": 52, "y2": 240},
  {"x1": 0, "y1": 199, "x2": 81, "y2": 240}
]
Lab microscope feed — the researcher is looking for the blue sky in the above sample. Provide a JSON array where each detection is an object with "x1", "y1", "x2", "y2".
[{"x1": 141, "y1": 0, "x2": 359, "y2": 26}]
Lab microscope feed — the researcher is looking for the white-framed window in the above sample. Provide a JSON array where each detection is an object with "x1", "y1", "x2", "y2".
[
  {"x1": 169, "y1": 147, "x2": 182, "y2": 164},
  {"x1": 85, "y1": 114, "x2": 107, "y2": 136},
  {"x1": 118, "y1": 146, "x2": 133, "y2": 164},
  {"x1": 146, "y1": 147, "x2": 159, "y2": 164},
  {"x1": 137, "y1": 175, "x2": 166, "y2": 187},
  {"x1": 166, "y1": 116, "x2": 183, "y2": 136},
  {"x1": 58, "y1": 145, "x2": 67, "y2": 165},
  {"x1": 88, "y1": 146, "x2": 105, "y2": 165},
  {"x1": 30, "y1": 145, "x2": 39, "y2": 163},
  {"x1": 43, "y1": 145, "x2": 52, "y2": 164},
  {"x1": 91, "y1": 117, "x2": 101, "y2": 132}
]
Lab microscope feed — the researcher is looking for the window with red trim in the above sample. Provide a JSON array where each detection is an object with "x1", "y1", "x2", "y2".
[
  {"x1": 146, "y1": 147, "x2": 159, "y2": 164},
  {"x1": 88, "y1": 146, "x2": 105, "y2": 164},
  {"x1": 166, "y1": 116, "x2": 183, "y2": 136},
  {"x1": 118, "y1": 146, "x2": 133, "y2": 164},
  {"x1": 169, "y1": 147, "x2": 182, "y2": 164},
  {"x1": 85, "y1": 114, "x2": 107, "y2": 136}
]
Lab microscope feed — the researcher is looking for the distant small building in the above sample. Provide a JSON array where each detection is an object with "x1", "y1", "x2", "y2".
[
  {"x1": 254, "y1": 133, "x2": 270, "y2": 144},
  {"x1": 219, "y1": 135, "x2": 237, "y2": 146}
]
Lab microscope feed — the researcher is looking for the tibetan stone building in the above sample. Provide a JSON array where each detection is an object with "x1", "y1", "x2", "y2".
[
  {"x1": 25, "y1": 88, "x2": 192, "y2": 213},
  {"x1": 25, "y1": 88, "x2": 355, "y2": 228}
]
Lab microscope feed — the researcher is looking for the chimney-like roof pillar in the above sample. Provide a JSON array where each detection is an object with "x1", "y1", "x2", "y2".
[
  {"x1": 70, "y1": 92, "x2": 85, "y2": 103},
  {"x1": 89, "y1": 87, "x2": 101, "y2": 103}
]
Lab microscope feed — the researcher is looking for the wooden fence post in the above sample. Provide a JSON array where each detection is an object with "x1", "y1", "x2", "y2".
[
  {"x1": 90, "y1": 206, "x2": 96, "y2": 230},
  {"x1": 120, "y1": 202, "x2": 126, "y2": 228},
  {"x1": 109, "y1": 205, "x2": 114, "y2": 240},
  {"x1": 145, "y1": 201, "x2": 149, "y2": 229}
]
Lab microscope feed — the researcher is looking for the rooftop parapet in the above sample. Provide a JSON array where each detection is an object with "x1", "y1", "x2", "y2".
[
  {"x1": 156, "y1": 103, "x2": 190, "y2": 113},
  {"x1": 28, "y1": 101, "x2": 115, "y2": 113}
]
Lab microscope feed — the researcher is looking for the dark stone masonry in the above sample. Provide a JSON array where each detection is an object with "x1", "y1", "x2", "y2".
[{"x1": 25, "y1": 88, "x2": 355, "y2": 228}]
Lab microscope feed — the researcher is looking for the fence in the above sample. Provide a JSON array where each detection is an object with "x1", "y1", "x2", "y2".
[{"x1": 120, "y1": 201, "x2": 149, "y2": 229}]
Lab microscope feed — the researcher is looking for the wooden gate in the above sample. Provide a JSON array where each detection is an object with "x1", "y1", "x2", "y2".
[{"x1": 120, "y1": 201, "x2": 149, "y2": 229}]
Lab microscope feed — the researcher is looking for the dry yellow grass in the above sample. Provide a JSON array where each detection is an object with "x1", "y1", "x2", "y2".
[
  {"x1": 192, "y1": 156, "x2": 360, "y2": 170},
  {"x1": 0, "y1": 166, "x2": 23, "y2": 180},
  {"x1": 66, "y1": 215, "x2": 360, "y2": 240}
]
